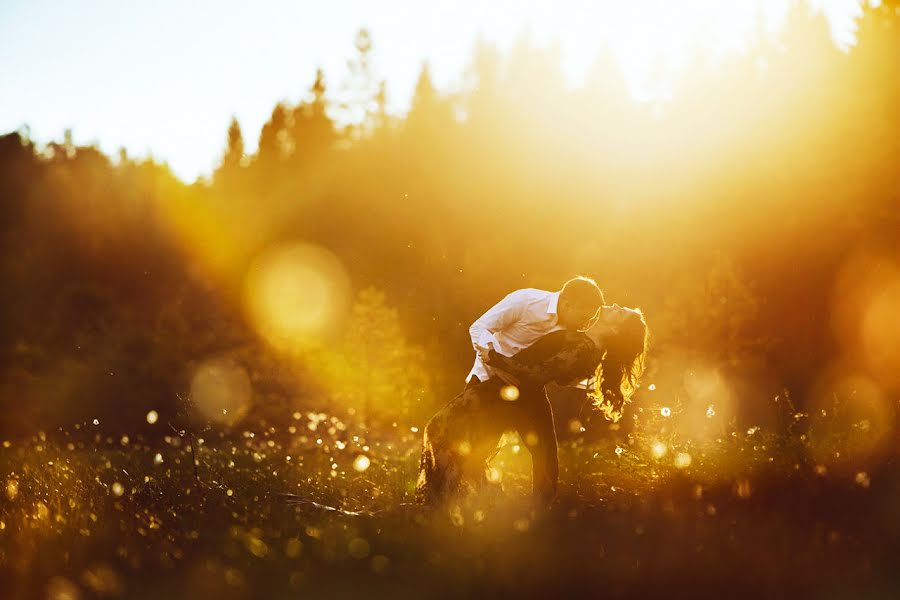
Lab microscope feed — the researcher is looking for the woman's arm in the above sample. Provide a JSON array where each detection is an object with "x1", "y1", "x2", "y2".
[
  {"x1": 484, "y1": 349, "x2": 552, "y2": 383},
  {"x1": 484, "y1": 333, "x2": 596, "y2": 385}
]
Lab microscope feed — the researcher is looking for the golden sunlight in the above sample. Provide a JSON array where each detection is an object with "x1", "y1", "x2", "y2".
[
  {"x1": 4, "y1": 0, "x2": 899, "y2": 595},
  {"x1": 582, "y1": 0, "x2": 859, "y2": 100},
  {"x1": 189, "y1": 356, "x2": 253, "y2": 426},
  {"x1": 500, "y1": 384, "x2": 520, "y2": 401},
  {"x1": 242, "y1": 242, "x2": 351, "y2": 352}
]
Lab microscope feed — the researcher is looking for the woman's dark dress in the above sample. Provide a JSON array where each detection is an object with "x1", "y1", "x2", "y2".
[{"x1": 416, "y1": 329, "x2": 602, "y2": 507}]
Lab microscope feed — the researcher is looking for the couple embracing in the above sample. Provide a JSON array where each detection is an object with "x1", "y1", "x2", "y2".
[{"x1": 416, "y1": 277, "x2": 649, "y2": 509}]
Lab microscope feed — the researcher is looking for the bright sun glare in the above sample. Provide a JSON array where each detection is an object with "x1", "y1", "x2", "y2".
[
  {"x1": 0, "y1": 0, "x2": 864, "y2": 181},
  {"x1": 485, "y1": 0, "x2": 860, "y2": 101}
]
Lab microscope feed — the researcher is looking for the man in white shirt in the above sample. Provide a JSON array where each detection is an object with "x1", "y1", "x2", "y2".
[
  {"x1": 465, "y1": 276, "x2": 605, "y2": 389},
  {"x1": 416, "y1": 276, "x2": 606, "y2": 508}
]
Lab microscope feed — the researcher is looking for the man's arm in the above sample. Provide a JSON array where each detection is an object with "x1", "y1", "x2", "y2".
[{"x1": 469, "y1": 289, "x2": 529, "y2": 355}]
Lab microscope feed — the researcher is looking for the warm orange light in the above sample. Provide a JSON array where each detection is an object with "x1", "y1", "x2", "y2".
[
  {"x1": 243, "y1": 242, "x2": 351, "y2": 352},
  {"x1": 190, "y1": 356, "x2": 253, "y2": 425}
]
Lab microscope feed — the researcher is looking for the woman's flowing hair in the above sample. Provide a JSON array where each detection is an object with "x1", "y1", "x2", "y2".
[{"x1": 588, "y1": 308, "x2": 649, "y2": 422}]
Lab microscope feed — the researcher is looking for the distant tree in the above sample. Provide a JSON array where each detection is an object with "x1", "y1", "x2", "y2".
[
  {"x1": 494, "y1": 30, "x2": 569, "y2": 171},
  {"x1": 573, "y1": 44, "x2": 634, "y2": 158},
  {"x1": 405, "y1": 62, "x2": 453, "y2": 139},
  {"x1": 463, "y1": 35, "x2": 502, "y2": 126},
  {"x1": 851, "y1": 0, "x2": 900, "y2": 124},
  {"x1": 373, "y1": 79, "x2": 391, "y2": 132},
  {"x1": 256, "y1": 102, "x2": 290, "y2": 167},
  {"x1": 63, "y1": 128, "x2": 75, "y2": 159},
  {"x1": 330, "y1": 287, "x2": 431, "y2": 424},
  {"x1": 225, "y1": 116, "x2": 245, "y2": 167},
  {"x1": 409, "y1": 62, "x2": 437, "y2": 113},
  {"x1": 846, "y1": 0, "x2": 900, "y2": 234},
  {"x1": 214, "y1": 116, "x2": 245, "y2": 183},
  {"x1": 338, "y1": 29, "x2": 380, "y2": 140},
  {"x1": 504, "y1": 31, "x2": 565, "y2": 111},
  {"x1": 778, "y1": 0, "x2": 842, "y2": 73},
  {"x1": 289, "y1": 68, "x2": 337, "y2": 166},
  {"x1": 658, "y1": 253, "x2": 766, "y2": 368}
]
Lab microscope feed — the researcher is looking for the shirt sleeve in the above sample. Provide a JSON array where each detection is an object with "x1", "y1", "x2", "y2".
[{"x1": 469, "y1": 289, "x2": 529, "y2": 351}]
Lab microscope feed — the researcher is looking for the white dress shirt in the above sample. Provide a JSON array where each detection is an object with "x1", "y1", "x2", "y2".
[{"x1": 466, "y1": 288, "x2": 564, "y2": 383}]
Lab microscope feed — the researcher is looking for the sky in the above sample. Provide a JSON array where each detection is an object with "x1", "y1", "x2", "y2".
[{"x1": 0, "y1": 0, "x2": 862, "y2": 182}]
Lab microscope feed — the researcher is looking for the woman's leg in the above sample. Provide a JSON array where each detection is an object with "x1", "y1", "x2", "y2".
[
  {"x1": 514, "y1": 386, "x2": 559, "y2": 508},
  {"x1": 416, "y1": 401, "x2": 461, "y2": 506},
  {"x1": 416, "y1": 381, "x2": 504, "y2": 506}
]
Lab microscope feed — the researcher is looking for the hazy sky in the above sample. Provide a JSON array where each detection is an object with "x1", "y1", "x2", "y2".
[{"x1": 1, "y1": 0, "x2": 861, "y2": 182}]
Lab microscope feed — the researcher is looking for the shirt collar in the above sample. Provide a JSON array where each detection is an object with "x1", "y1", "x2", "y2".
[{"x1": 547, "y1": 291, "x2": 560, "y2": 315}]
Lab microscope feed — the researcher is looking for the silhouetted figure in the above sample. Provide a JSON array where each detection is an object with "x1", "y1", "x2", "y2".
[{"x1": 417, "y1": 301, "x2": 648, "y2": 509}]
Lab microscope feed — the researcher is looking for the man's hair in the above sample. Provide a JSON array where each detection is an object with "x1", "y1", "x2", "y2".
[{"x1": 560, "y1": 276, "x2": 605, "y2": 308}]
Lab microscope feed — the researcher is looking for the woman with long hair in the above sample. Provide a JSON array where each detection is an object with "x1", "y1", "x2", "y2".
[{"x1": 416, "y1": 304, "x2": 649, "y2": 509}]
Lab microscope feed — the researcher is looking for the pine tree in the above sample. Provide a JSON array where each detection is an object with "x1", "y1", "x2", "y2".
[
  {"x1": 289, "y1": 68, "x2": 337, "y2": 165},
  {"x1": 409, "y1": 62, "x2": 436, "y2": 118},
  {"x1": 217, "y1": 116, "x2": 245, "y2": 177},
  {"x1": 336, "y1": 287, "x2": 430, "y2": 424},
  {"x1": 847, "y1": 0, "x2": 900, "y2": 232},
  {"x1": 257, "y1": 102, "x2": 290, "y2": 166},
  {"x1": 339, "y1": 28, "x2": 379, "y2": 139},
  {"x1": 373, "y1": 80, "x2": 390, "y2": 131},
  {"x1": 464, "y1": 35, "x2": 501, "y2": 126},
  {"x1": 406, "y1": 62, "x2": 453, "y2": 138}
]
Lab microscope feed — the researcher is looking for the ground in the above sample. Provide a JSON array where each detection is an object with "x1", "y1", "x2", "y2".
[{"x1": 1, "y1": 408, "x2": 898, "y2": 599}]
